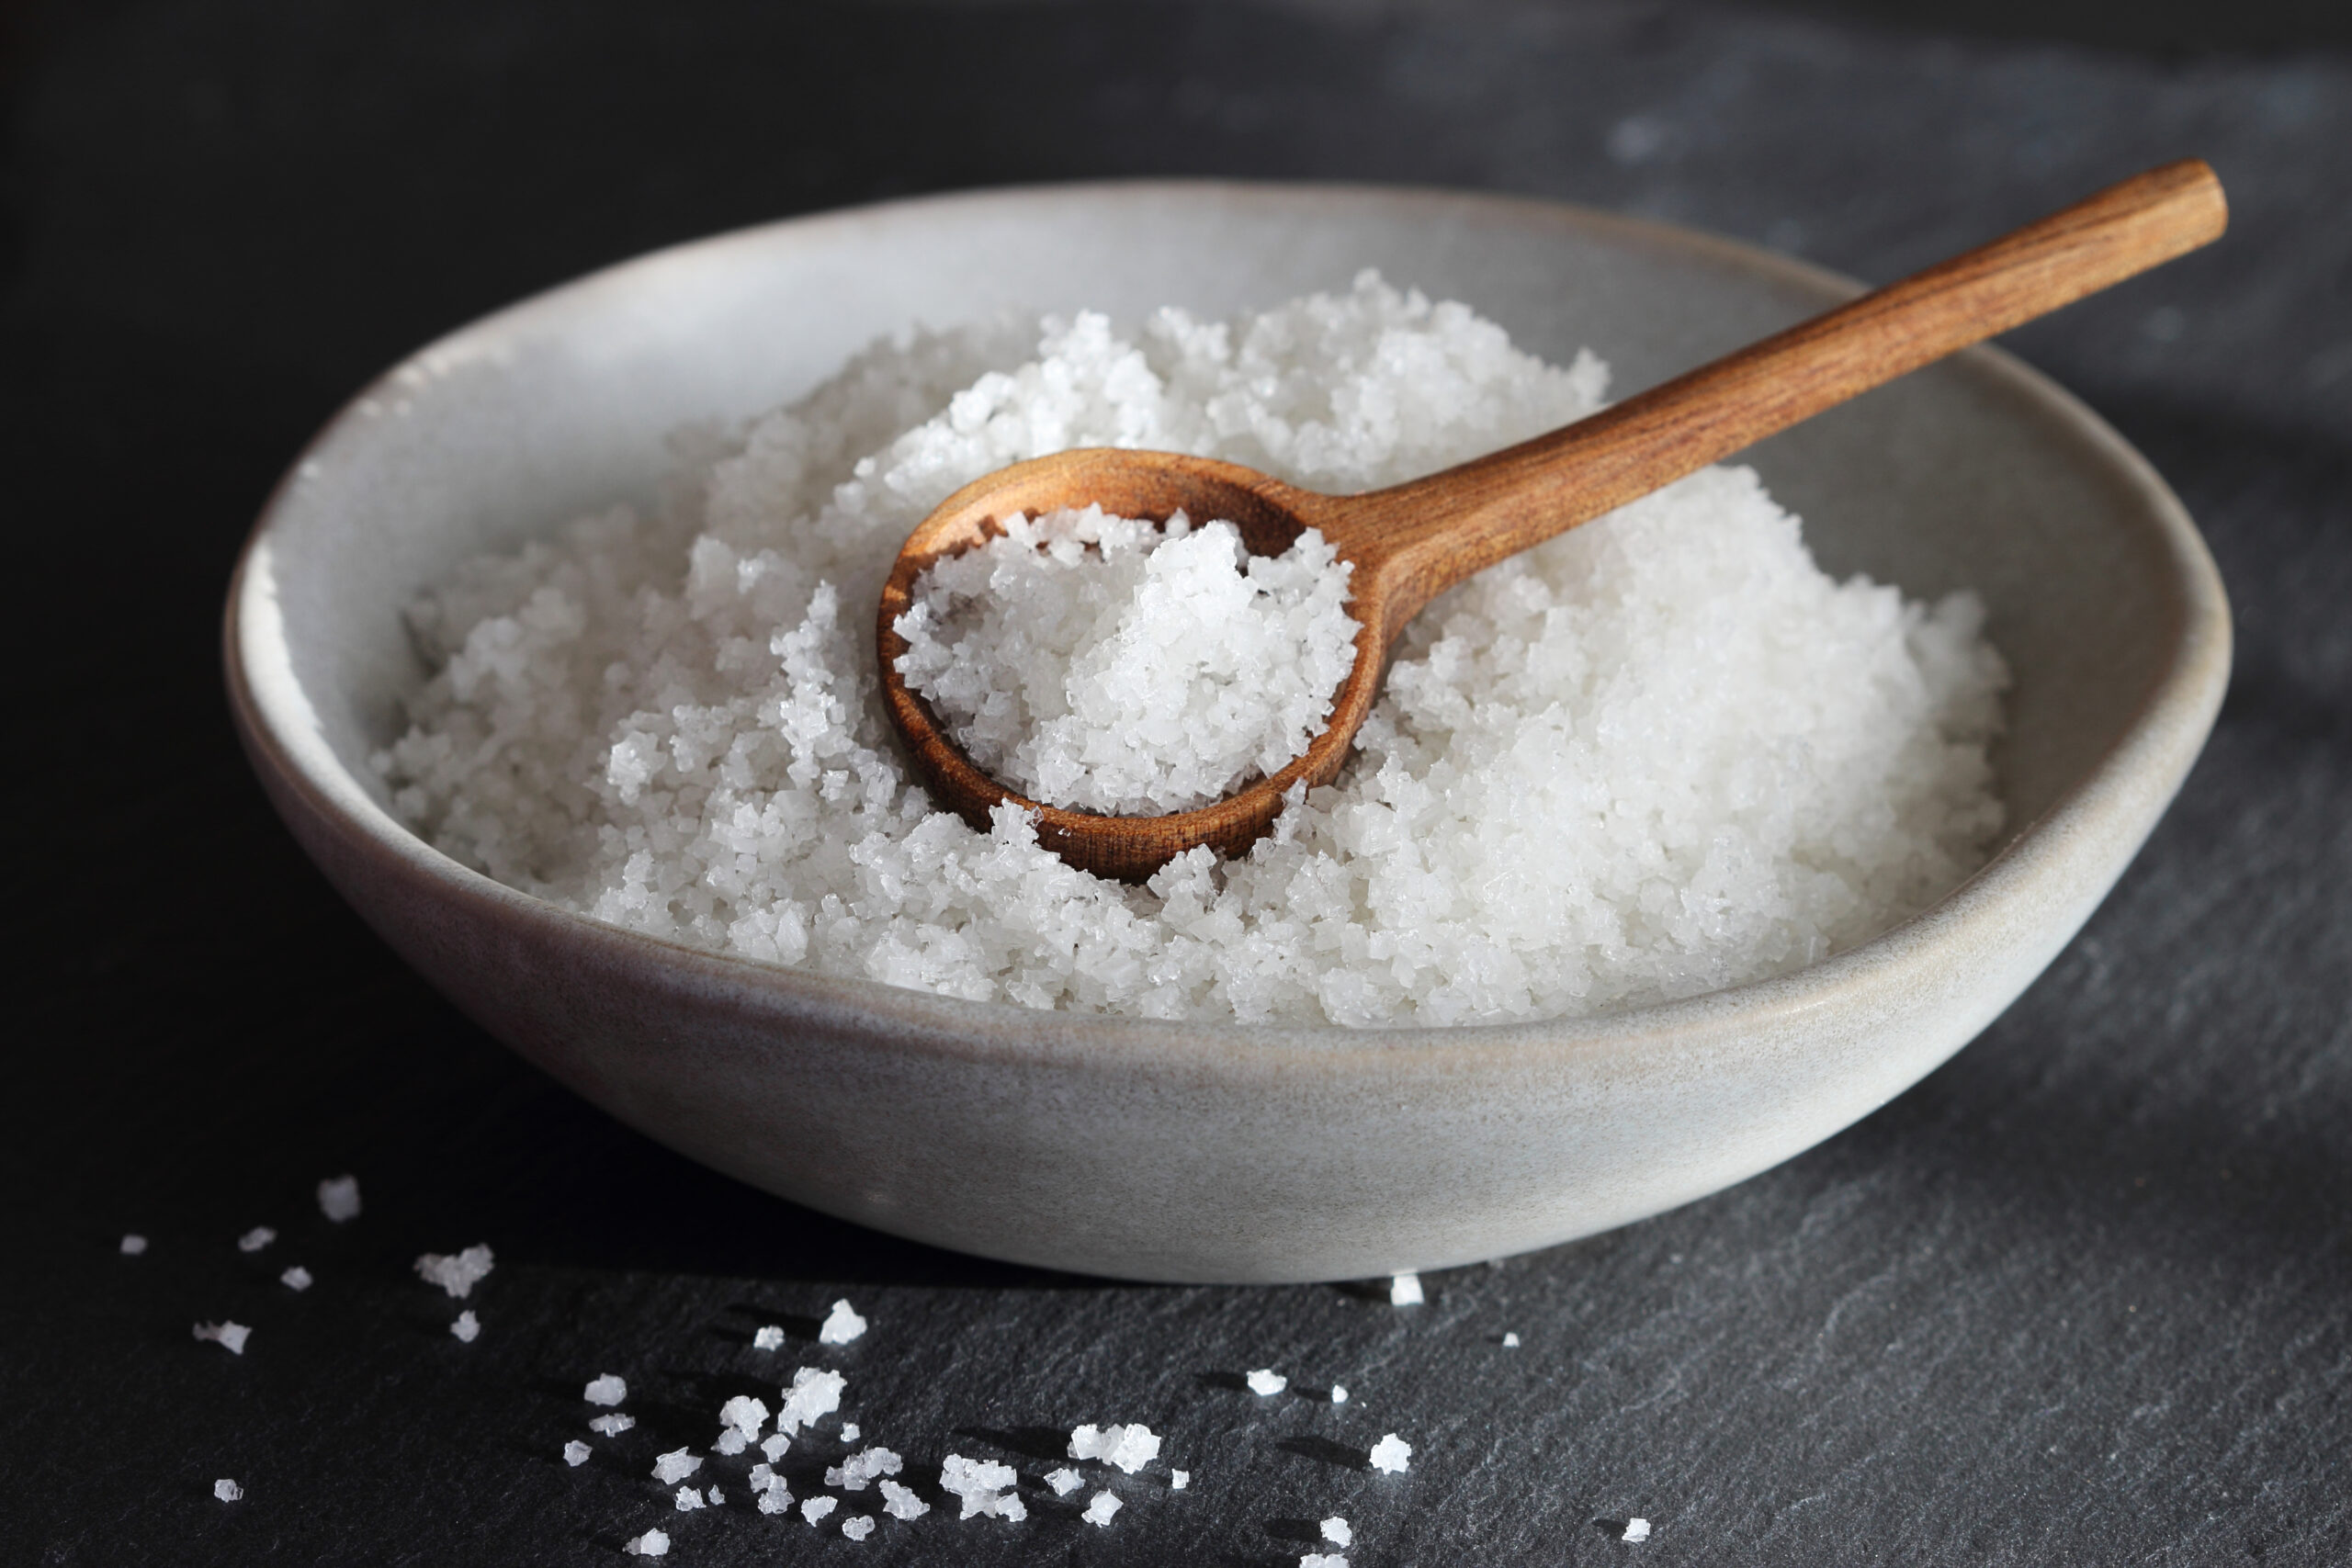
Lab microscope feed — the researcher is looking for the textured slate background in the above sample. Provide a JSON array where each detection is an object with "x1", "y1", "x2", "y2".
[{"x1": 3, "y1": 2, "x2": 2346, "y2": 1563}]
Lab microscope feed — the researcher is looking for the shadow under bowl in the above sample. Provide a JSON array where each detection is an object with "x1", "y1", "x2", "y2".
[{"x1": 224, "y1": 182, "x2": 2229, "y2": 1283}]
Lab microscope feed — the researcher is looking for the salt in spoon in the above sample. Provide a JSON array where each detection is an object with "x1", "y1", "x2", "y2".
[{"x1": 878, "y1": 159, "x2": 2225, "y2": 881}]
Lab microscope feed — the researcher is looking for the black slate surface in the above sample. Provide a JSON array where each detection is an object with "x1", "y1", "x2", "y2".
[{"x1": 4, "y1": 2, "x2": 2346, "y2": 1563}]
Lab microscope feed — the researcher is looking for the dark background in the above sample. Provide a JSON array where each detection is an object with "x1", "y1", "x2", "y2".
[{"x1": 3, "y1": 1, "x2": 2346, "y2": 1563}]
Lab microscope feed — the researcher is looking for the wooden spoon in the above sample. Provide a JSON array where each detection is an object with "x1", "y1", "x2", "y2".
[{"x1": 877, "y1": 159, "x2": 2225, "y2": 882}]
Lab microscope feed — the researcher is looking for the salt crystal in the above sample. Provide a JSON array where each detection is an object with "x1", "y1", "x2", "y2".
[
  {"x1": 777, "y1": 1366, "x2": 845, "y2": 1434},
  {"x1": 1368, "y1": 1434, "x2": 1411, "y2": 1474},
  {"x1": 842, "y1": 1515, "x2": 876, "y2": 1540},
  {"x1": 818, "y1": 1298, "x2": 867, "y2": 1345},
  {"x1": 1245, "y1": 1369, "x2": 1286, "y2": 1396},
  {"x1": 280, "y1": 1266, "x2": 312, "y2": 1292},
  {"x1": 706, "y1": 1485, "x2": 722, "y2": 1506},
  {"x1": 585, "y1": 1374, "x2": 628, "y2": 1405},
  {"x1": 756, "y1": 1475, "x2": 793, "y2": 1515},
  {"x1": 673, "y1": 1485, "x2": 705, "y2": 1512},
  {"x1": 1081, "y1": 1491, "x2": 1122, "y2": 1528},
  {"x1": 193, "y1": 1320, "x2": 251, "y2": 1355},
  {"x1": 316, "y1": 1174, "x2": 362, "y2": 1223},
  {"x1": 1069, "y1": 1422, "x2": 1160, "y2": 1473},
  {"x1": 1302, "y1": 1556, "x2": 1349, "y2": 1568},
  {"x1": 1322, "y1": 1517, "x2": 1352, "y2": 1546},
  {"x1": 450, "y1": 1310, "x2": 481, "y2": 1342},
  {"x1": 714, "y1": 1428, "x2": 746, "y2": 1455},
  {"x1": 563, "y1": 1440, "x2": 590, "y2": 1467},
  {"x1": 1170, "y1": 1470, "x2": 1190, "y2": 1490},
  {"x1": 879, "y1": 1479, "x2": 930, "y2": 1519},
  {"x1": 1046, "y1": 1467, "x2": 1083, "y2": 1495},
  {"x1": 413, "y1": 1244, "x2": 493, "y2": 1299},
  {"x1": 802, "y1": 1496, "x2": 838, "y2": 1525},
  {"x1": 826, "y1": 1447, "x2": 903, "y2": 1492},
  {"x1": 119, "y1": 1234, "x2": 147, "y2": 1256},
  {"x1": 940, "y1": 1453, "x2": 1023, "y2": 1520},
  {"x1": 839, "y1": 1423, "x2": 860, "y2": 1443},
  {"x1": 1389, "y1": 1272, "x2": 1422, "y2": 1306},
  {"x1": 1330, "y1": 1384, "x2": 1349, "y2": 1404},
  {"x1": 1502, "y1": 1332, "x2": 1521, "y2": 1348},
  {"x1": 238, "y1": 1226, "x2": 277, "y2": 1254},
  {"x1": 651, "y1": 1450, "x2": 702, "y2": 1484},
  {"x1": 760, "y1": 1431, "x2": 790, "y2": 1461},
  {"x1": 752, "y1": 1325, "x2": 786, "y2": 1350},
  {"x1": 1623, "y1": 1517, "x2": 1652, "y2": 1543},
  {"x1": 720, "y1": 1393, "x2": 769, "y2": 1438},
  {"x1": 623, "y1": 1529, "x2": 669, "y2": 1557},
  {"x1": 590, "y1": 1414, "x2": 636, "y2": 1437},
  {"x1": 213, "y1": 1478, "x2": 242, "y2": 1503},
  {"x1": 749, "y1": 1463, "x2": 774, "y2": 1486}
]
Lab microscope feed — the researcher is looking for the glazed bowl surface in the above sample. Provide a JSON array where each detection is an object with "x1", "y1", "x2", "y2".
[{"x1": 225, "y1": 182, "x2": 2229, "y2": 1283}]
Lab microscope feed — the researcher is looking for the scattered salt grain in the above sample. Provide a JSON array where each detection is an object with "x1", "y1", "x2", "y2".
[
  {"x1": 749, "y1": 1462, "x2": 775, "y2": 1486},
  {"x1": 1389, "y1": 1272, "x2": 1422, "y2": 1306},
  {"x1": 413, "y1": 1244, "x2": 493, "y2": 1299},
  {"x1": 584, "y1": 1373, "x2": 628, "y2": 1405},
  {"x1": 752, "y1": 1325, "x2": 786, "y2": 1350},
  {"x1": 1245, "y1": 1369, "x2": 1287, "y2": 1396},
  {"x1": 591, "y1": 1414, "x2": 636, "y2": 1437},
  {"x1": 673, "y1": 1485, "x2": 706, "y2": 1512},
  {"x1": 1171, "y1": 1470, "x2": 1190, "y2": 1490},
  {"x1": 898, "y1": 506, "x2": 1356, "y2": 816},
  {"x1": 623, "y1": 1529, "x2": 669, "y2": 1557},
  {"x1": 777, "y1": 1366, "x2": 846, "y2": 1434},
  {"x1": 818, "y1": 1298, "x2": 868, "y2": 1345},
  {"x1": 827, "y1": 1447, "x2": 904, "y2": 1492},
  {"x1": 1502, "y1": 1332, "x2": 1521, "y2": 1348},
  {"x1": 1322, "y1": 1517, "x2": 1353, "y2": 1546},
  {"x1": 213, "y1": 1478, "x2": 242, "y2": 1503},
  {"x1": 713, "y1": 1427, "x2": 747, "y2": 1455},
  {"x1": 940, "y1": 1454, "x2": 1025, "y2": 1520},
  {"x1": 450, "y1": 1310, "x2": 481, "y2": 1342},
  {"x1": 1069, "y1": 1422, "x2": 1160, "y2": 1473},
  {"x1": 879, "y1": 1479, "x2": 930, "y2": 1519},
  {"x1": 1081, "y1": 1491, "x2": 1123, "y2": 1528},
  {"x1": 280, "y1": 1266, "x2": 312, "y2": 1292},
  {"x1": 316, "y1": 1174, "x2": 362, "y2": 1223},
  {"x1": 760, "y1": 1431, "x2": 790, "y2": 1461},
  {"x1": 720, "y1": 1393, "x2": 769, "y2": 1438},
  {"x1": 802, "y1": 1496, "x2": 839, "y2": 1525},
  {"x1": 1302, "y1": 1556, "x2": 1349, "y2": 1568},
  {"x1": 1046, "y1": 1468, "x2": 1084, "y2": 1496},
  {"x1": 564, "y1": 1440, "x2": 590, "y2": 1467},
  {"x1": 1369, "y1": 1434, "x2": 1411, "y2": 1474},
  {"x1": 1330, "y1": 1384, "x2": 1348, "y2": 1404},
  {"x1": 839, "y1": 1423, "x2": 860, "y2": 1443},
  {"x1": 119, "y1": 1234, "x2": 147, "y2": 1256},
  {"x1": 193, "y1": 1320, "x2": 251, "y2": 1355},
  {"x1": 237, "y1": 1226, "x2": 277, "y2": 1254},
  {"x1": 706, "y1": 1485, "x2": 722, "y2": 1506},
  {"x1": 1623, "y1": 1517, "x2": 1652, "y2": 1543},
  {"x1": 756, "y1": 1475, "x2": 793, "y2": 1515},
  {"x1": 651, "y1": 1449, "x2": 703, "y2": 1485},
  {"x1": 842, "y1": 1515, "x2": 876, "y2": 1541}
]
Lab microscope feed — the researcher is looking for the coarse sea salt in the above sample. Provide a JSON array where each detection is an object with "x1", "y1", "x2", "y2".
[
  {"x1": 1502, "y1": 1331, "x2": 1521, "y2": 1348},
  {"x1": 940, "y1": 1454, "x2": 1024, "y2": 1520},
  {"x1": 1069, "y1": 1422, "x2": 1160, "y2": 1473},
  {"x1": 818, "y1": 1298, "x2": 867, "y2": 1345},
  {"x1": 1081, "y1": 1491, "x2": 1123, "y2": 1528},
  {"x1": 802, "y1": 1495, "x2": 839, "y2": 1525},
  {"x1": 879, "y1": 1478, "x2": 930, "y2": 1519},
  {"x1": 213, "y1": 1478, "x2": 243, "y2": 1503},
  {"x1": 720, "y1": 1393, "x2": 769, "y2": 1438},
  {"x1": 237, "y1": 1226, "x2": 276, "y2": 1254},
  {"x1": 119, "y1": 1234, "x2": 147, "y2": 1256},
  {"x1": 564, "y1": 1440, "x2": 590, "y2": 1467},
  {"x1": 897, "y1": 507, "x2": 1355, "y2": 816},
  {"x1": 193, "y1": 1321, "x2": 251, "y2": 1355},
  {"x1": 1171, "y1": 1470, "x2": 1190, "y2": 1490},
  {"x1": 760, "y1": 1431, "x2": 790, "y2": 1461},
  {"x1": 1245, "y1": 1370, "x2": 1287, "y2": 1396},
  {"x1": 1302, "y1": 1556, "x2": 1349, "y2": 1568},
  {"x1": 623, "y1": 1529, "x2": 669, "y2": 1557},
  {"x1": 827, "y1": 1447, "x2": 903, "y2": 1492},
  {"x1": 1323, "y1": 1517, "x2": 1353, "y2": 1546},
  {"x1": 840, "y1": 1423, "x2": 861, "y2": 1443},
  {"x1": 280, "y1": 1266, "x2": 312, "y2": 1292},
  {"x1": 316, "y1": 1174, "x2": 362, "y2": 1223},
  {"x1": 584, "y1": 1373, "x2": 628, "y2": 1405},
  {"x1": 651, "y1": 1449, "x2": 702, "y2": 1484},
  {"x1": 413, "y1": 1244, "x2": 493, "y2": 1299},
  {"x1": 380, "y1": 274, "x2": 2006, "y2": 1027},
  {"x1": 1046, "y1": 1467, "x2": 1084, "y2": 1496},
  {"x1": 1624, "y1": 1517, "x2": 1652, "y2": 1543},
  {"x1": 450, "y1": 1310, "x2": 480, "y2": 1342},
  {"x1": 757, "y1": 1475, "x2": 793, "y2": 1515},
  {"x1": 779, "y1": 1366, "x2": 846, "y2": 1434},
  {"x1": 1368, "y1": 1434, "x2": 1411, "y2": 1473},
  {"x1": 591, "y1": 1414, "x2": 636, "y2": 1437},
  {"x1": 1330, "y1": 1384, "x2": 1348, "y2": 1404},
  {"x1": 842, "y1": 1515, "x2": 876, "y2": 1541},
  {"x1": 752, "y1": 1325, "x2": 786, "y2": 1350},
  {"x1": 673, "y1": 1485, "x2": 705, "y2": 1512},
  {"x1": 1389, "y1": 1272, "x2": 1423, "y2": 1306}
]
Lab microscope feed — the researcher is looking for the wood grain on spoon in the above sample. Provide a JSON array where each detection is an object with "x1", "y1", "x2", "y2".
[{"x1": 878, "y1": 159, "x2": 2227, "y2": 882}]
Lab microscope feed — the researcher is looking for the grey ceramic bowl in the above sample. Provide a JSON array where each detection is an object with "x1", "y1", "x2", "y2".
[{"x1": 225, "y1": 182, "x2": 2229, "y2": 1284}]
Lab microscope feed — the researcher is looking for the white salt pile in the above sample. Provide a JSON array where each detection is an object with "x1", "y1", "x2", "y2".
[
  {"x1": 651, "y1": 1449, "x2": 702, "y2": 1485},
  {"x1": 1245, "y1": 1369, "x2": 1287, "y2": 1396},
  {"x1": 878, "y1": 1479, "x2": 930, "y2": 1519},
  {"x1": 896, "y1": 507, "x2": 1356, "y2": 815},
  {"x1": 1389, "y1": 1272, "x2": 1423, "y2": 1306},
  {"x1": 779, "y1": 1366, "x2": 846, "y2": 1434},
  {"x1": 1624, "y1": 1517, "x2": 1653, "y2": 1543},
  {"x1": 802, "y1": 1496, "x2": 839, "y2": 1525},
  {"x1": 1069, "y1": 1422, "x2": 1160, "y2": 1473},
  {"x1": 584, "y1": 1373, "x2": 628, "y2": 1405},
  {"x1": 280, "y1": 1266, "x2": 312, "y2": 1292},
  {"x1": 1368, "y1": 1434, "x2": 1411, "y2": 1474},
  {"x1": 827, "y1": 1447, "x2": 903, "y2": 1491},
  {"x1": 842, "y1": 1515, "x2": 876, "y2": 1541},
  {"x1": 623, "y1": 1529, "x2": 669, "y2": 1557},
  {"x1": 563, "y1": 1439, "x2": 590, "y2": 1467},
  {"x1": 379, "y1": 273, "x2": 2006, "y2": 1026},
  {"x1": 237, "y1": 1226, "x2": 276, "y2": 1254},
  {"x1": 450, "y1": 1310, "x2": 481, "y2": 1342},
  {"x1": 119, "y1": 1234, "x2": 147, "y2": 1256},
  {"x1": 818, "y1": 1298, "x2": 867, "y2": 1345},
  {"x1": 1323, "y1": 1517, "x2": 1353, "y2": 1546},
  {"x1": 316, "y1": 1174, "x2": 362, "y2": 1223},
  {"x1": 752, "y1": 1325, "x2": 786, "y2": 1351},
  {"x1": 414, "y1": 1244, "x2": 493, "y2": 1298},
  {"x1": 1081, "y1": 1491, "x2": 1123, "y2": 1528},
  {"x1": 213, "y1": 1478, "x2": 242, "y2": 1503},
  {"x1": 940, "y1": 1454, "x2": 1025, "y2": 1520},
  {"x1": 591, "y1": 1414, "x2": 636, "y2": 1437},
  {"x1": 193, "y1": 1320, "x2": 251, "y2": 1355}
]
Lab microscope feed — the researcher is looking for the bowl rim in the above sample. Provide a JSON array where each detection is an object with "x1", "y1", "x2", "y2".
[{"x1": 223, "y1": 176, "x2": 2233, "y2": 1079}]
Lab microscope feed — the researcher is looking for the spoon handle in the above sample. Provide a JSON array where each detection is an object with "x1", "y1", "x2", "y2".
[{"x1": 1338, "y1": 159, "x2": 2226, "y2": 632}]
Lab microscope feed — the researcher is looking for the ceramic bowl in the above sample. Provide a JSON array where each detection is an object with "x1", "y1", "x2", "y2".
[{"x1": 224, "y1": 183, "x2": 2229, "y2": 1283}]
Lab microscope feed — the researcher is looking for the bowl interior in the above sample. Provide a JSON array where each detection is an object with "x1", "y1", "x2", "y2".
[{"x1": 257, "y1": 182, "x2": 2191, "y2": 908}]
